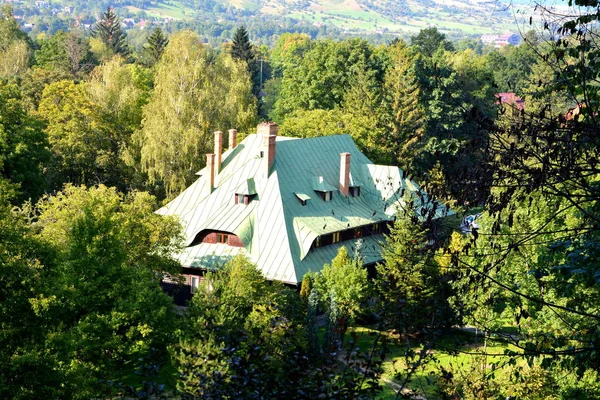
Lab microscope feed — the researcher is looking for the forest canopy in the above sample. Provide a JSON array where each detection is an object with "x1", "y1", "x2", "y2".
[{"x1": 1, "y1": 1, "x2": 599, "y2": 397}]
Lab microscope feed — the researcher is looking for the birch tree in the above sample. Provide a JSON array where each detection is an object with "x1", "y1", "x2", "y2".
[{"x1": 136, "y1": 30, "x2": 256, "y2": 196}]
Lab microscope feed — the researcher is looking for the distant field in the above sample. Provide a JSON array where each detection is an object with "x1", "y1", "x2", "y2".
[
  {"x1": 123, "y1": 0, "x2": 521, "y2": 35},
  {"x1": 236, "y1": 0, "x2": 520, "y2": 35},
  {"x1": 126, "y1": 2, "x2": 193, "y2": 20}
]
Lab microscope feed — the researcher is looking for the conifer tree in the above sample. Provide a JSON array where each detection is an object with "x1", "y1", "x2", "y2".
[
  {"x1": 143, "y1": 27, "x2": 168, "y2": 66},
  {"x1": 382, "y1": 40, "x2": 425, "y2": 168},
  {"x1": 231, "y1": 26, "x2": 262, "y2": 98},
  {"x1": 231, "y1": 25, "x2": 253, "y2": 64},
  {"x1": 91, "y1": 7, "x2": 129, "y2": 56}
]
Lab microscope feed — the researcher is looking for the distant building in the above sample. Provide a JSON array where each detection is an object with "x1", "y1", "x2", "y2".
[
  {"x1": 158, "y1": 123, "x2": 452, "y2": 297},
  {"x1": 75, "y1": 19, "x2": 94, "y2": 30},
  {"x1": 481, "y1": 34, "x2": 498, "y2": 46},
  {"x1": 481, "y1": 32, "x2": 521, "y2": 47},
  {"x1": 122, "y1": 18, "x2": 135, "y2": 28},
  {"x1": 63, "y1": 6, "x2": 73, "y2": 13},
  {"x1": 496, "y1": 92, "x2": 525, "y2": 111},
  {"x1": 35, "y1": 0, "x2": 49, "y2": 8}
]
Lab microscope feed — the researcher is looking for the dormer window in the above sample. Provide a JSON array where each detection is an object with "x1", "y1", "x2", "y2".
[
  {"x1": 216, "y1": 233, "x2": 229, "y2": 244},
  {"x1": 235, "y1": 194, "x2": 252, "y2": 205},
  {"x1": 316, "y1": 190, "x2": 333, "y2": 201},
  {"x1": 349, "y1": 186, "x2": 360, "y2": 197},
  {"x1": 312, "y1": 176, "x2": 336, "y2": 202},
  {"x1": 234, "y1": 178, "x2": 257, "y2": 206}
]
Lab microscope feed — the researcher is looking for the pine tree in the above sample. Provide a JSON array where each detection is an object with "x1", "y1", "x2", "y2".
[
  {"x1": 231, "y1": 25, "x2": 262, "y2": 99},
  {"x1": 382, "y1": 40, "x2": 425, "y2": 168},
  {"x1": 91, "y1": 7, "x2": 129, "y2": 56},
  {"x1": 143, "y1": 27, "x2": 168, "y2": 66},
  {"x1": 231, "y1": 26, "x2": 253, "y2": 64}
]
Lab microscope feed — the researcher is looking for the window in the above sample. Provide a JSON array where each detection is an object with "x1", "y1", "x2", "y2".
[
  {"x1": 190, "y1": 276, "x2": 199, "y2": 294},
  {"x1": 234, "y1": 193, "x2": 253, "y2": 205},
  {"x1": 372, "y1": 223, "x2": 381, "y2": 234},
  {"x1": 315, "y1": 236, "x2": 322, "y2": 248},
  {"x1": 217, "y1": 233, "x2": 229, "y2": 244},
  {"x1": 349, "y1": 186, "x2": 361, "y2": 197},
  {"x1": 316, "y1": 191, "x2": 333, "y2": 201},
  {"x1": 354, "y1": 228, "x2": 362, "y2": 238},
  {"x1": 333, "y1": 232, "x2": 341, "y2": 243}
]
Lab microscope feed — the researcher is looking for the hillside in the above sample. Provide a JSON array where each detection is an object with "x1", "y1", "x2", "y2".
[{"x1": 228, "y1": 0, "x2": 520, "y2": 34}]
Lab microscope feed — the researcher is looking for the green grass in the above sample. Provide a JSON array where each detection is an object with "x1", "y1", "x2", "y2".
[{"x1": 345, "y1": 326, "x2": 519, "y2": 399}]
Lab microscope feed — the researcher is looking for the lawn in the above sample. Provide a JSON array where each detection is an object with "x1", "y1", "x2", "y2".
[{"x1": 344, "y1": 326, "x2": 519, "y2": 399}]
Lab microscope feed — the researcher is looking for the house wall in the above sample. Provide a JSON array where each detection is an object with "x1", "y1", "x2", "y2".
[{"x1": 161, "y1": 267, "x2": 207, "y2": 305}]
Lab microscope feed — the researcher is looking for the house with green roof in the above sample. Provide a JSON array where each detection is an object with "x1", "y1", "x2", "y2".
[{"x1": 158, "y1": 122, "x2": 453, "y2": 294}]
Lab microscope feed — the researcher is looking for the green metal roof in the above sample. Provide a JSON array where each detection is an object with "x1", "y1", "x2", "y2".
[
  {"x1": 312, "y1": 176, "x2": 337, "y2": 192},
  {"x1": 235, "y1": 178, "x2": 257, "y2": 195},
  {"x1": 158, "y1": 132, "x2": 454, "y2": 284}
]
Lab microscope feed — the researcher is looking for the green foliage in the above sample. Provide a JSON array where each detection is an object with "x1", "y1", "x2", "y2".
[
  {"x1": 378, "y1": 212, "x2": 456, "y2": 333},
  {"x1": 299, "y1": 270, "x2": 313, "y2": 303},
  {"x1": 174, "y1": 255, "x2": 308, "y2": 398},
  {"x1": 273, "y1": 38, "x2": 385, "y2": 120},
  {"x1": 0, "y1": 81, "x2": 49, "y2": 202},
  {"x1": 0, "y1": 5, "x2": 31, "y2": 78},
  {"x1": 269, "y1": 33, "x2": 312, "y2": 76},
  {"x1": 409, "y1": 48, "x2": 495, "y2": 204},
  {"x1": 87, "y1": 56, "x2": 153, "y2": 190},
  {"x1": 136, "y1": 30, "x2": 256, "y2": 195},
  {"x1": 314, "y1": 246, "x2": 370, "y2": 323},
  {"x1": 484, "y1": 43, "x2": 537, "y2": 93},
  {"x1": 91, "y1": 7, "x2": 129, "y2": 57},
  {"x1": 231, "y1": 25, "x2": 253, "y2": 65},
  {"x1": 381, "y1": 40, "x2": 425, "y2": 166},
  {"x1": 411, "y1": 27, "x2": 454, "y2": 57},
  {"x1": 175, "y1": 255, "x2": 384, "y2": 398},
  {"x1": 1, "y1": 184, "x2": 182, "y2": 399},
  {"x1": 0, "y1": 178, "x2": 52, "y2": 400},
  {"x1": 446, "y1": 2, "x2": 600, "y2": 389},
  {"x1": 142, "y1": 27, "x2": 169, "y2": 67},
  {"x1": 34, "y1": 31, "x2": 94, "y2": 76},
  {"x1": 37, "y1": 80, "x2": 115, "y2": 188}
]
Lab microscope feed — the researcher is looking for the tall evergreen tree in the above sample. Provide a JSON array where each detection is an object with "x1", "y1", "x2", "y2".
[
  {"x1": 382, "y1": 40, "x2": 425, "y2": 167},
  {"x1": 143, "y1": 27, "x2": 168, "y2": 66},
  {"x1": 231, "y1": 25, "x2": 253, "y2": 64},
  {"x1": 231, "y1": 26, "x2": 262, "y2": 99},
  {"x1": 91, "y1": 7, "x2": 128, "y2": 57}
]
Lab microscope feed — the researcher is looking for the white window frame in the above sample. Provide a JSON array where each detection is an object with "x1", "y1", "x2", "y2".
[{"x1": 190, "y1": 276, "x2": 199, "y2": 294}]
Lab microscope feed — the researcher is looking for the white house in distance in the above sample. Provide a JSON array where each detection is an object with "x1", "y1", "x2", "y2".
[
  {"x1": 481, "y1": 32, "x2": 521, "y2": 47},
  {"x1": 158, "y1": 123, "x2": 453, "y2": 296}
]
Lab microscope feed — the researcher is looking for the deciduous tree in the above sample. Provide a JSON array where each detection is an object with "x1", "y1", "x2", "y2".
[{"x1": 136, "y1": 30, "x2": 256, "y2": 196}]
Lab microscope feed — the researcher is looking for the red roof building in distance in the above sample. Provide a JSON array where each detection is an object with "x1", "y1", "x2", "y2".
[{"x1": 496, "y1": 92, "x2": 524, "y2": 111}]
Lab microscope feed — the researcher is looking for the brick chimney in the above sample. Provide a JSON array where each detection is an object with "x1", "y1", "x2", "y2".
[
  {"x1": 257, "y1": 122, "x2": 278, "y2": 139},
  {"x1": 206, "y1": 153, "x2": 215, "y2": 191},
  {"x1": 214, "y1": 131, "x2": 223, "y2": 174},
  {"x1": 339, "y1": 152, "x2": 351, "y2": 196},
  {"x1": 263, "y1": 134, "x2": 276, "y2": 177},
  {"x1": 228, "y1": 129, "x2": 238, "y2": 150}
]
